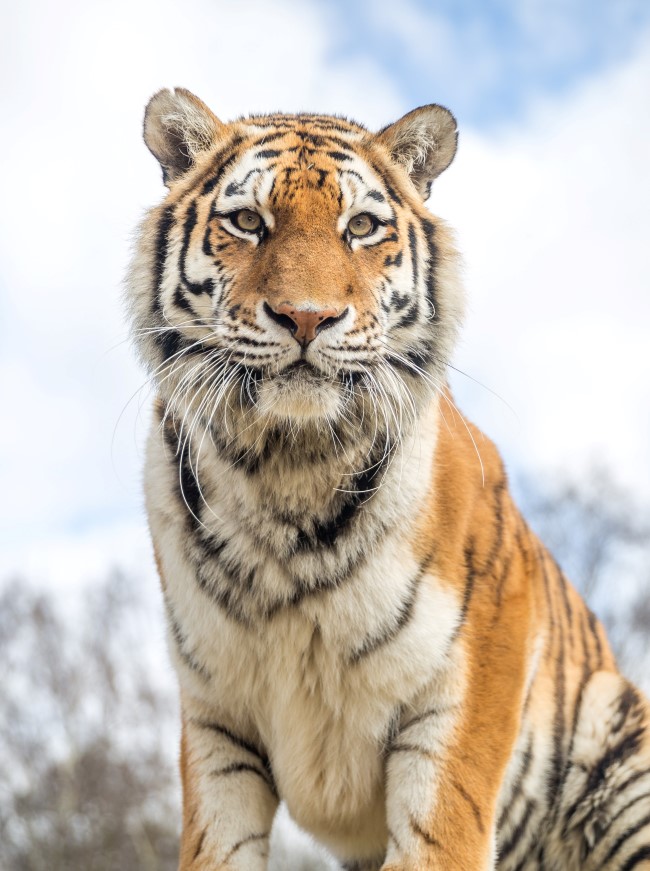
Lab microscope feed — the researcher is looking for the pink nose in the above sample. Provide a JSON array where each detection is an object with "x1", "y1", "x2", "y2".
[{"x1": 264, "y1": 301, "x2": 346, "y2": 346}]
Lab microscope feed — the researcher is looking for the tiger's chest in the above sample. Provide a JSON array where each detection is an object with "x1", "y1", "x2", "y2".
[
  {"x1": 146, "y1": 412, "x2": 461, "y2": 849},
  {"x1": 155, "y1": 499, "x2": 461, "y2": 850}
]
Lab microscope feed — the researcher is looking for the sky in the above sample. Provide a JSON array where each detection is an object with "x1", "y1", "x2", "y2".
[{"x1": 0, "y1": 0, "x2": 649, "y2": 589}]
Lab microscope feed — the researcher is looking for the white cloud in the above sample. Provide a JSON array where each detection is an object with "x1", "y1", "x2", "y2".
[{"x1": 432, "y1": 35, "x2": 650, "y2": 494}]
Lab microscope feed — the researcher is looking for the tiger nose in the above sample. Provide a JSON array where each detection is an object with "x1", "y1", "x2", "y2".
[{"x1": 263, "y1": 301, "x2": 347, "y2": 347}]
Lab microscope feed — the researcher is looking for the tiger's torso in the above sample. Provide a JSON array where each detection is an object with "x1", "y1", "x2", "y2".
[{"x1": 127, "y1": 89, "x2": 650, "y2": 870}]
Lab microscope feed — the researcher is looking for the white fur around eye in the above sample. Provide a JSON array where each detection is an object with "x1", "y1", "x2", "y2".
[{"x1": 221, "y1": 220, "x2": 262, "y2": 245}]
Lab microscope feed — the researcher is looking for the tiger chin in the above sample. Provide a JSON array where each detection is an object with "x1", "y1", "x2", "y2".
[{"x1": 126, "y1": 87, "x2": 650, "y2": 871}]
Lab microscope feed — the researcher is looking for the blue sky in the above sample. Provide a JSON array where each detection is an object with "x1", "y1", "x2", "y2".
[
  {"x1": 0, "y1": 0, "x2": 648, "y2": 582},
  {"x1": 322, "y1": 0, "x2": 650, "y2": 126}
]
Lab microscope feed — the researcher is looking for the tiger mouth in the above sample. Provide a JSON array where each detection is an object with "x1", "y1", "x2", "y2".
[{"x1": 281, "y1": 359, "x2": 320, "y2": 378}]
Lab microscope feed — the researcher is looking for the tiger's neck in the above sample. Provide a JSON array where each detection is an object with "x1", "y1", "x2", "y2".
[{"x1": 155, "y1": 392, "x2": 441, "y2": 525}]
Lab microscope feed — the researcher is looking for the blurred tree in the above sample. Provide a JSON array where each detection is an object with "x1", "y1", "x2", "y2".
[
  {"x1": 0, "y1": 572, "x2": 179, "y2": 871},
  {"x1": 519, "y1": 465, "x2": 650, "y2": 690}
]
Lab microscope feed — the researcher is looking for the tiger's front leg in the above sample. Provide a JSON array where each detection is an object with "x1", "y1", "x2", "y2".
[
  {"x1": 381, "y1": 711, "x2": 498, "y2": 870},
  {"x1": 381, "y1": 644, "x2": 526, "y2": 869},
  {"x1": 178, "y1": 705, "x2": 278, "y2": 870}
]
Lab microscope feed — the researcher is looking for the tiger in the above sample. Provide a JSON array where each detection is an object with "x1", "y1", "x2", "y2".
[{"x1": 126, "y1": 87, "x2": 650, "y2": 870}]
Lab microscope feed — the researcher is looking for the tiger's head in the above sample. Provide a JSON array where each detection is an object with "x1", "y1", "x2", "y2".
[{"x1": 127, "y1": 88, "x2": 464, "y2": 457}]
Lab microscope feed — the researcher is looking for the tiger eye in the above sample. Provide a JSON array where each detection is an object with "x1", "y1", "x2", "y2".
[
  {"x1": 347, "y1": 213, "x2": 375, "y2": 237},
  {"x1": 233, "y1": 209, "x2": 262, "y2": 232}
]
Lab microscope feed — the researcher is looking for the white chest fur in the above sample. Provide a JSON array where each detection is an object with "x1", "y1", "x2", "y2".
[{"x1": 145, "y1": 404, "x2": 461, "y2": 855}]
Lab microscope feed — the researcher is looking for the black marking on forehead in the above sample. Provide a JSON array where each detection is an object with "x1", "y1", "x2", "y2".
[
  {"x1": 201, "y1": 142, "x2": 244, "y2": 196},
  {"x1": 369, "y1": 163, "x2": 403, "y2": 207},
  {"x1": 327, "y1": 150, "x2": 353, "y2": 162},
  {"x1": 248, "y1": 112, "x2": 361, "y2": 126},
  {"x1": 224, "y1": 167, "x2": 264, "y2": 198},
  {"x1": 152, "y1": 204, "x2": 176, "y2": 316},
  {"x1": 251, "y1": 131, "x2": 290, "y2": 147},
  {"x1": 340, "y1": 168, "x2": 365, "y2": 186},
  {"x1": 255, "y1": 148, "x2": 282, "y2": 160},
  {"x1": 367, "y1": 190, "x2": 385, "y2": 202}
]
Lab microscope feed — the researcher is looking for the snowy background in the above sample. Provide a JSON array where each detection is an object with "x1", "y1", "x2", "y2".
[{"x1": 1, "y1": 0, "x2": 649, "y2": 867}]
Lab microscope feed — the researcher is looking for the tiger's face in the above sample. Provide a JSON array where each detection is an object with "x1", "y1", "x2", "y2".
[{"x1": 128, "y1": 89, "x2": 464, "y2": 445}]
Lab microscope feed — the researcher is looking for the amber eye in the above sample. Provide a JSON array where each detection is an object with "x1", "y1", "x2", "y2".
[
  {"x1": 232, "y1": 209, "x2": 263, "y2": 233},
  {"x1": 347, "y1": 213, "x2": 376, "y2": 238}
]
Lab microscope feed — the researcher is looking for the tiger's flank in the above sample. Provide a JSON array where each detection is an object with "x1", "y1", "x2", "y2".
[{"x1": 126, "y1": 88, "x2": 650, "y2": 870}]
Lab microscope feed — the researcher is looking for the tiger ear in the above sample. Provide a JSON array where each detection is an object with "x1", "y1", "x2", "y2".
[
  {"x1": 377, "y1": 105, "x2": 458, "y2": 199},
  {"x1": 143, "y1": 88, "x2": 225, "y2": 185}
]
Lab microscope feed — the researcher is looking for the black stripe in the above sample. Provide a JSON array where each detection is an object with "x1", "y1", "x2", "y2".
[
  {"x1": 450, "y1": 539, "x2": 478, "y2": 641},
  {"x1": 420, "y1": 218, "x2": 438, "y2": 320},
  {"x1": 195, "y1": 562, "x2": 252, "y2": 626},
  {"x1": 224, "y1": 166, "x2": 263, "y2": 197},
  {"x1": 327, "y1": 150, "x2": 352, "y2": 161},
  {"x1": 192, "y1": 719, "x2": 269, "y2": 767},
  {"x1": 400, "y1": 706, "x2": 454, "y2": 734},
  {"x1": 295, "y1": 454, "x2": 388, "y2": 551},
  {"x1": 498, "y1": 797, "x2": 536, "y2": 863},
  {"x1": 389, "y1": 742, "x2": 433, "y2": 758},
  {"x1": 192, "y1": 829, "x2": 206, "y2": 861},
  {"x1": 210, "y1": 762, "x2": 277, "y2": 795},
  {"x1": 614, "y1": 685, "x2": 643, "y2": 733},
  {"x1": 165, "y1": 601, "x2": 210, "y2": 680},
  {"x1": 538, "y1": 544, "x2": 555, "y2": 660},
  {"x1": 151, "y1": 204, "x2": 175, "y2": 315},
  {"x1": 493, "y1": 549, "x2": 513, "y2": 609},
  {"x1": 599, "y1": 790, "x2": 650, "y2": 843},
  {"x1": 370, "y1": 162, "x2": 403, "y2": 206},
  {"x1": 223, "y1": 832, "x2": 269, "y2": 863},
  {"x1": 599, "y1": 813, "x2": 650, "y2": 868},
  {"x1": 408, "y1": 222, "x2": 419, "y2": 286},
  {"x1": 619, "y1": 844, "x2": 650, "y2": 870},
  {"x1": 201, "y1": 145, "x2": 242, "y2": 195},
  {"x1": 179, "y1": 443, "x2": 202, "y2": 522},
  {"x1": 587, "y1": 608, "x2": 604, "y2": 667},
  {"x1": 395, "y1": 300, "x2": 419, "y2": 329},
  {"x1": 480, "y1": 477, "x2": 507, "y2": 576},
  {"x1": 452, "y1": 780, "x2": 484, "y2": 833},
  {"x1": 410, "y1": 815, "x2": 442, "y2": 849},
  {"x1": 554, "y1": 557, "x2": 573, "y2": 628},
  {"x1": 156, "y1": 328, "x2": 184, "y2": 361},
  {"x1": 610, "y1": 768, "x2": 650, "y2": 804},
  {"x1": 179, "y1": 201, "x2": 214, "y2": 295},
  {"x1": 250, "y1": 131, "x2": 289, "y2": 147},
  {"x1": 565, "y1": 724, "x2": 646, "y2": 828},
  {"x1": 497, "y1": 734, "x2": 534, "y2": 832},
  {"x1": 349, "y1": 562, "x2": 423, "y2": 664},
  {"x1": 173, "y1": 285, "x2": 195, "y2": 313},
  {"x1": 548, "y1": 622, "x2": 567, "y2": 805}
]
